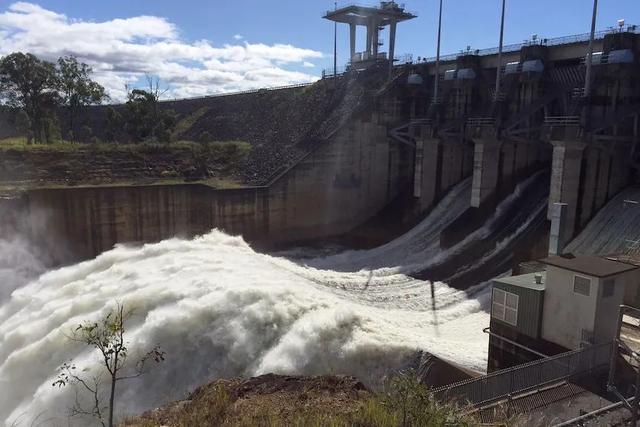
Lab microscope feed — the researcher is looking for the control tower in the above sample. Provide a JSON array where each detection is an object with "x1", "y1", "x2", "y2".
[{"x1": 324, "y1": 1, "x2": 416, "y2": 75}]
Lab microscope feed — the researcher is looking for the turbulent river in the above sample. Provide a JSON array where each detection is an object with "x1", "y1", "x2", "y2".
[{"x1": 0, "y1": 176, "x2": 553, "y2": 425}]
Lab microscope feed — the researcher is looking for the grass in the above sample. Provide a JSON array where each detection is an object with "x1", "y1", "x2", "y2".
[
  {"x1": 0, "y1": 137, "x2": 80, "y2": 152},
  {"x1": 0, "y1": 137, "x2": 251, "y2": 190},
  {"x1": 171, "y1": 107, "x2": 210, "y2": 139},
  {"x1": 122, "y1": 373, "x2": 481, "y2": 427},
  {"x1": 0, "y1": 137, "x2": 250, "y2": 156}
]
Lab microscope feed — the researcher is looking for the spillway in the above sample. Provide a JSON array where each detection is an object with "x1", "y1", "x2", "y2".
[
  {"x1": 0, "y1": 172, "x2": 550, "y2": 425},
  {"x1": 0, "y1": 231, "x2": 492, "y2": 425},
  {"x1": 566, "y1": 187, "x2": 640, "y2": 256}
]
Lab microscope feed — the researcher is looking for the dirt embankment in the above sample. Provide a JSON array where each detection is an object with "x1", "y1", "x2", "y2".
[
  {"x1": 123, "y1": 374, "x2": 372, "y2": 427},
  {"x1": 0, "y1": 142, "x2": 248, "y2": 189}
]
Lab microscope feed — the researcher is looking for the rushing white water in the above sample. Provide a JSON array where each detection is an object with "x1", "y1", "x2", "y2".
[
  {"x1": 566, "y1": 187, "x2": 640, "y2": 255},
  {"x1": 0, "y1": 231, "x2": 491, "y2": 425},
  {"x1": 0, "y1": 172, "x2": 553, "y2": 425}
]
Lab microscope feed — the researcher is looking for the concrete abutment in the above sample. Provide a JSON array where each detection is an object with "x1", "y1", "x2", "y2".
[{"x1": 548, "y1": 140, "x2": 631, "y2": 242}]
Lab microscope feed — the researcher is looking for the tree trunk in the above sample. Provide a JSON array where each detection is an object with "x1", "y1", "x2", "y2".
[
  {"x1": 69, "y1": 106, "x2": 74, "y2": 143},
  {"x1": 108, "y1": 372, "x2": 116, "y2": 427}
]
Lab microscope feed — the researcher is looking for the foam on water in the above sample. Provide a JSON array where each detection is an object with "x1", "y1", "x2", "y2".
[
  {"x1": 0, "y1": 171, "x2": 554, "y2": 425},
  {"x1": 0, "y1": 230, "x2": 491, "y2": 425}
]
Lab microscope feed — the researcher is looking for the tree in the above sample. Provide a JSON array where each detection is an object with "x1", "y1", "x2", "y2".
[
  {"x1": 123, "y1": 76, "x2": 175, "y2": 143},
  {"x1": 53, "y1": 303, "x2": 165, "y2": 427},
  {"x1": 57, "y1": 56, "x2": 107, "y2": 141},
  {"x1": 104, "y1": 107, "x2": 122, "y2": 142},
  {"x1": 14, "y1": 109, "x2": 32, "y2": 144},
  {"x1": 0, "y1": 52, "x2": 59, "y2": 143}
]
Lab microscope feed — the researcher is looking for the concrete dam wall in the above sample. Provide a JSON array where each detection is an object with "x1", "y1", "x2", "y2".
[{"x1": 4, "y1": 30, "x2": 640, "y2": 274}]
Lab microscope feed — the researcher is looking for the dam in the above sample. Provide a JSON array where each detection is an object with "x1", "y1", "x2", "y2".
[
  {"x1": 2, "y1": 19, "x2": 639, "y2": 275},
  {"x1": 1, "y1": 1, "x2": 640, "y2": 424}
]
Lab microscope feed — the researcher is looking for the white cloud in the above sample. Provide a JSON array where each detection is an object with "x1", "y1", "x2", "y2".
[
  {"x1": 233, "y1": 34, "x2": 243, "y2": 40},
  {"x1": 303, "y1": 61, "x2": 315, "y2": 68},
  {"x1": 0, "y1": 2, "x2": 323, "y2": 101}
]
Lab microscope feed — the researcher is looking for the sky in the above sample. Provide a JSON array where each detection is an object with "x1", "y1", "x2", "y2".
[{"x1": 0, "y1": 0, "x2": 638, "y2": 101}]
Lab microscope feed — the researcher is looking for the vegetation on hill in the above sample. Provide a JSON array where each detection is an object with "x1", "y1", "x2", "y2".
[
  {"x1": 0, "y1": 51, "x2": 390, "y2": 187},
  {"x1": 0, "y1": 137, "x2": 251, "y2": 189},
  {"x1": 122, "y1": 373, "x2": 478, "y2": 427},
  {"x1": 0, "y1": 53, "x2": 107, "y2": 144}
]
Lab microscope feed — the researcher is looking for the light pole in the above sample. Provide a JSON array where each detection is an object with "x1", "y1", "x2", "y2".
[
  {"x1": 433, "y1": 0, "x2": 443, "y2": 105},
  {"x1": 494, "y1": 0, "x2": 506, "y2": 102},
  {"x1": 333, "y1": 1, "x2": 338, "y2": 78},
  {"x1": 584, "y1": 0, "x2": 599, "y2": 98}
]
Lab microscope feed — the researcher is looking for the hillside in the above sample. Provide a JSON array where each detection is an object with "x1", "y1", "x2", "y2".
[
  {"x1": 0, "y1": 140, "x2": 249, "y2": 190},
  {"x1": 0, "y1": 69, "x2": 388, "y2": 189},
  {"x1": 77, "y1": 70, "x2": 385, "y2": 186},
  {"x1": 121, "y1": 374, "x2": 478, "y2": 427}
]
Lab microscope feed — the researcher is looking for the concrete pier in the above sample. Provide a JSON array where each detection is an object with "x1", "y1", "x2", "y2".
[
  {"x1": 415, "y1": 137, "x2": 442, "y2": 210},
  {"x1": 471, "y1": 138, "x2": 503, "y2": 208},
  {"x1": 547, "y1": 140, "x2": 586, "y2": 239}
]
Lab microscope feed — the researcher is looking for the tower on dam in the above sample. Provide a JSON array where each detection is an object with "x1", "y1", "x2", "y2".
[{"x1": 323, "y1": 1, "x2": 416, "y2": 76}]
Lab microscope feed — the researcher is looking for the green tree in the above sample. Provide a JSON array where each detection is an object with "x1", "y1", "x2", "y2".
[
  {"x1": 53, "y1": 303, "x2": 165, "y2": 427},
  {"x1": 14, "y1": 109, "x2": 32, "y2": 144},
  {"x1": 0, "y1": 52, "x2": 59, "y2": 143},
  {"x1": 104, "y1": 107, "x2": 122, "y2": 142},
  {"x1": 123, "y1": 76, "x2": 175, "y2": 143},
  {"x1": 57, "y1": 56, "x2": 107, "y2": 141}
]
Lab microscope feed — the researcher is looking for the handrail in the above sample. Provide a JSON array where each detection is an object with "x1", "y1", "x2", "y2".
[
  {"x1": 104, "y1": 82, "x2": 313, "y2": 106},
  {"x1": 433, "y1": 341, "x2": 612, "y2": 407},
  {"x1": 467, "y1": 117, "x2": 495, "y2": 126},
  {"x1": 420, "y1": 26, "x2": 639, "y2": 64},
  {"x1": 544, "y1": 116, "x2": 581, "y2": 125},
  {"x1": 324, "y1": 3, "x2": 418, "y2": 17}
]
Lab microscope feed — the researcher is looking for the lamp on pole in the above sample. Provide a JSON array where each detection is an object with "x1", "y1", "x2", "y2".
[
  {"x1": 494, "y1": 0, "x2": 506, "y2": 102},
  {"x1": 584, "y1": 0, "x2": 599, "y2": 98},
  {"x1": 333, "y1": 1, "x2": 338, "y2": 78},
  {"x1": 432, "y1": 0, "x2": 443, "y2": 105}
]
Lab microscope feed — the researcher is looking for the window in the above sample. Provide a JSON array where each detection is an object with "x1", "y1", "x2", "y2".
[
  {"x1": 602, "y1": 278, "x2": 615, "y2": 298},
  {"x1": 573, "y1": 275, "x2": 591, "y2": 296},
  {"x1": 492, "y1": 288, "x2": 518, "y2": 326}
]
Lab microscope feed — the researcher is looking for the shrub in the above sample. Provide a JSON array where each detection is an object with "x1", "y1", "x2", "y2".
[{"x1": 198, "y1": 131, "x2": 213, "y2": 144}]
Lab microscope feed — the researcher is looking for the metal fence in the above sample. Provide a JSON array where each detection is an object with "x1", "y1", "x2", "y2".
[
  {"x1": 544, "y1": 116, "x2": 581, "y2": 126},
  {"x1": 421, "y1": 26, "x2": 639, "y2": 64},
  {"x1": 433, "y1": 342, "x2": 613, "y2": 407},
  {"x1": 324, "y1": 3, "x2": 418, "y2": 18},
  {"x1": 103, "y1": 82, "x2": 313, "y2": 106},
  {"x1": 158, "y1": 83, "x2": 312, "y2": 103}
]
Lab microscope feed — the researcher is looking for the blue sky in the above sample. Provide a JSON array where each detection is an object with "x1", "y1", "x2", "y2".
[{"x1": 1, "y1": 1, "x2": 638, "y2": 99}]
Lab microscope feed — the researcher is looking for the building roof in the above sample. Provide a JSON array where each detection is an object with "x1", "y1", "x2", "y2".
[
  {"x1": 541, "y1": 255, "x2": 638, "y2": 278},
  {"x1": 494, "y1": 272, "x2": 546, "y2": 290},
  {"x1": 323, "y1": 3, "x2": 416, "y2": 25}
]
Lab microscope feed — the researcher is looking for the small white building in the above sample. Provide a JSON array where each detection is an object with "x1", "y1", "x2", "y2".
[
  {"x1": 540, "y1": 255, "x2": 637, "y2": 349},
  {"x1": 488, "y1": 254, "x2": 639, "y2": 370}
]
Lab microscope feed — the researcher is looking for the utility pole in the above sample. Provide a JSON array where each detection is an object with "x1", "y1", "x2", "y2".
[
  {"x1": 584, "y1": 0, "x2": 599, "y2": 98},
  {"x1": 333, "y1": 1, "x2": 338, "y2": 79},
  {"x1": 494, "y1": 0, "x2": 506, "y2": 102},
  {"x1": 433, "y1": 0, "x2": 443, "y2": 105}
]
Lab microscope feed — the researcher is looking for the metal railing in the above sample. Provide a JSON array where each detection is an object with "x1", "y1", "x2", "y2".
[
  {"x1": 467, "y1": 117, "x2": 495, "y2": 126},
  {"x1": 324, "y1": 3, "x2": 418, "y2": 18},
  {"x1": 544, "y1": 116, "x2": 581, "y2": 126},
  {"x1": 322, "y1": 65, "x2": 350, "y2": 78},
  {"x1": 103, "y1": 83, "x2": 313, "y2": 106},
  {"x1": 421, "y1": 26, "x2": 639, "y2": 64},
  {"x1": 322, "y1": 53, "x2": 412, "y2": 78},
  {"x1": 433, "y1": 342, "x2": 613, "y2": 407},
  {"x1": 158, "y1": 82, "x2": 312, "y2": 103}
]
